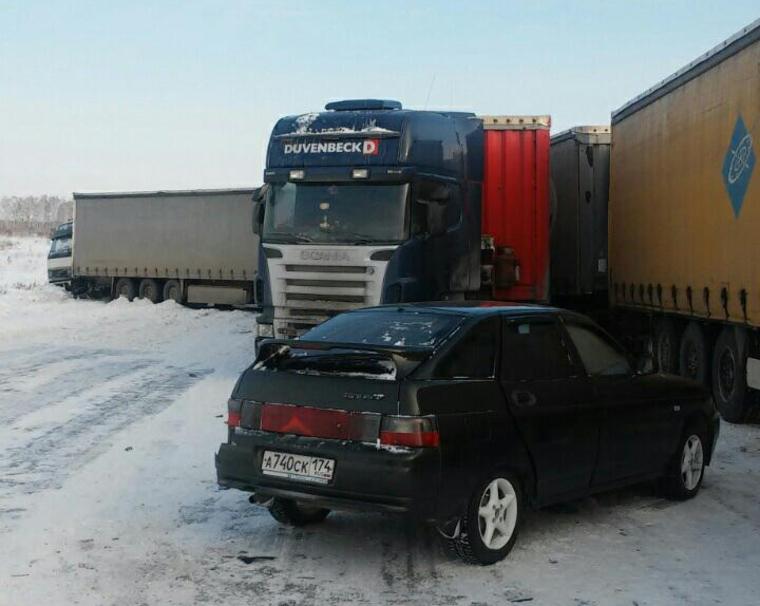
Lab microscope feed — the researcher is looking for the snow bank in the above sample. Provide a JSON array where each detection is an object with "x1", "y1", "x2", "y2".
[{"x1": 0, "y1": 236, "x2": 51, "y2": 293}]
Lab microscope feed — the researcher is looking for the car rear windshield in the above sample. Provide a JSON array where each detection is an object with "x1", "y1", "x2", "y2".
[{"x1": 301, "y1": 309, "x2": 464, "y2": 348}]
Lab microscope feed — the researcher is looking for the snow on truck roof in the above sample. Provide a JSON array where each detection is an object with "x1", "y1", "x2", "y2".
[{"x1": 612, "y1": 17, "x2": 760, "y2": 124}]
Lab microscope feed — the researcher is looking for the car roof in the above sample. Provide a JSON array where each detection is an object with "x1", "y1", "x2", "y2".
[{"x1": 348, "y1": 301, "x2": 565, "y2": 317}]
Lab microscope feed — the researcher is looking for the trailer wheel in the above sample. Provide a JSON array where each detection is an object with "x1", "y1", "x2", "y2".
[
  {"x1": 113, "y1": 278, "x2": 136, "y2": 301},
  {"x1": 162, "y1": 280, "x2": 182, "y2": 303},
  {"x1": 654, "y1": 317, "x2": 679, "y2": 374},
  {"x1": 679, "y1": 321, "x2": 709, "y2": 384},
  {"x1": 138, "y1": 279, "x2": 163, "y2": 304},
  {"x1": 712, "y1": 327, "x2": 749, "y2": 423}
]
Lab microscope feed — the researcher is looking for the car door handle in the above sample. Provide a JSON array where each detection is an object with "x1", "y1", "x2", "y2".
[{"x1": 511, "y1": 390, "x2": 537, "y2": 408}]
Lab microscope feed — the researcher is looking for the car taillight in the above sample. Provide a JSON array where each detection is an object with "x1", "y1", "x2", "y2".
[
  {"x1": 379, "y1": 415, "x2": 440, "y2": 448},
  {"x1": 259, "y1": 403, "x2": 380, "y2": 442},
  {"x1": 227, "y1": 398, "x2": 242, "y2": 428}
]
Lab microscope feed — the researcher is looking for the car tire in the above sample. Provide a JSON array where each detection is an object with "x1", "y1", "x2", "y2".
[
  {"x1": 654, "y1": 317, "x2": 679, "y2": 374},
  {"x1": 711, "y1": 327, "x2": 749, "y2": 423},
  {"x1": 447, "y1": 473, "x2": 522, "y2": 565},
  {"x1": 679, "y1": 321, "x2": 709, "y2": 384},
  {"x1": 113, "y1": 278, "x2": 136, "y2": 301},
  {"x1": 138, "y1": 279, "x2": 163, "y2": 303},
  {"x1": 661, "y1": 422, "x2": 707, "y2": 500},
  {"x1": 267, "y1": 498, "x2": 330, "y2": 527},
  {"x1": 163, "y1": 279, "x2": 183, "y2": 303}
]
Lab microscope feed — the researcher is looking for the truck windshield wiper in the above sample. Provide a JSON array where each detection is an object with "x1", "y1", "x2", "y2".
[
  {"x1": 265, "y1": 231, "x2": 313, "y2": 243},
  {"x1": 339, "y1": 232, "x2": 383, "y2": 245}
]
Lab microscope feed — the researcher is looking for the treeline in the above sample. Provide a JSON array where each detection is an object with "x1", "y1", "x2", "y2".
[{"x1": 0, "y1": 195, "x2": 73, "y2": 236}]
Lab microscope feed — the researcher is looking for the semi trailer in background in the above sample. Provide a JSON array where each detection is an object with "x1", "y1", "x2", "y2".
[
  {"x1": 53, "y1": 188, "x2": 260, "y2": 306},
  {"x1": 608, "y1": 19, "x2": 760, "y2": 421},
  {"x1": 550, "y1": 126, "x2": 611, "y2": 307},
  {"x1": 253, "y1": 100, "x2": 550, "y2": 340}
]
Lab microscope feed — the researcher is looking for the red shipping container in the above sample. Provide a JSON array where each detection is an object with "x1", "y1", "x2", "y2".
[{"x1": 481, "y1": 116, "x2": 551, "y2": 302}]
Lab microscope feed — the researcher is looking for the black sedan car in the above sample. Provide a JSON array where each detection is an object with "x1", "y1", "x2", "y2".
[{"x1": 216, "y1": 303, "x2": 720, "y2": 565}]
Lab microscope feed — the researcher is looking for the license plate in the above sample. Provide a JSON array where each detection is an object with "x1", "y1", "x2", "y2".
[{"x1": 261, "y1": 450, "x2": 335, "y2": 484}]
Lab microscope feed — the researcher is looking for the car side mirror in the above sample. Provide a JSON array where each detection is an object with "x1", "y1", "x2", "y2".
[{"x1": 636, "y1": 352, "x2": 656, "y2": 375}]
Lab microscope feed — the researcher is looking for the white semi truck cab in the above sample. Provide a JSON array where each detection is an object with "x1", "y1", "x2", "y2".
[{"x1": 47, "y1": 221, "x2": 73, "y2": 287}]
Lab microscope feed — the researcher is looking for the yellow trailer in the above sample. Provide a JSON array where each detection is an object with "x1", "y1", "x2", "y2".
[{"x1": 610, "y1": 19, "x2": 760, "y2": 421}]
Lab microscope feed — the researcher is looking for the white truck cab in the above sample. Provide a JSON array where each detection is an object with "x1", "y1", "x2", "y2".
[{"x1": 47, "y1": 221, "x2": 73, "y2": 287}]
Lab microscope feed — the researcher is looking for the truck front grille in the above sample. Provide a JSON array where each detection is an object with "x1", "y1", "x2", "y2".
[{"x1": 267, "y1": 246, "x2": 393, "y2": 337}]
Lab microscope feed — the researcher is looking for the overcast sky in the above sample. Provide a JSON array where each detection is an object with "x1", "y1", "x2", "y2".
[{"x1": 1, "y1": 1, "x2": 758, "y2": 197}]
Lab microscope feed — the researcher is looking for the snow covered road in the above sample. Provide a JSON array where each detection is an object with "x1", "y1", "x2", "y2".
[{"x1": 1, "y1": 237, "x2": 759, "y2": 606}]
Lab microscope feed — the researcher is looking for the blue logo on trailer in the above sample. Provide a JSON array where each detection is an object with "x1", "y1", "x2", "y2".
[{"x1": 722, "y1": 116, "x2": 755, "y2": 218}]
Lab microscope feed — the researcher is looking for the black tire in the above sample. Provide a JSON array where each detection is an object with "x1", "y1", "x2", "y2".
[
  {"x1": 163, "y1": 279, "x2": 182, "y2": 303},
  {"x1": 679, "y1": 321, "x2": 709, "y2": 384},
  {"x1": 445, "y1": 473, "x2": 522, "y2": 565},
  {"x1": 138, "y1": 279, "x2": 163, "y2": 303},
  {"x1": 267, "y1": 498, "x2": 330, "y2": 527},
  {"x1": 661, "y1": 422, "x2": 707, "y2": 500},
  {"x1": 711, "y1": 327, "x2": 749, "y2": 423},
  {"x1": 654, "y1": 317, "x2": 679, "y2": 374},
  {"x1": 113, "y1": 278, "x2": 136, "y2": 301}
]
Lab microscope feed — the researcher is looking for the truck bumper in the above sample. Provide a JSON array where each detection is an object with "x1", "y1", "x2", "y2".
[
  {"x1": 215, "y1": 430, "x2": 442, "y2": 520},
  {"x1": 47, "y1": 267, "x2": 72, "y2": 284}
]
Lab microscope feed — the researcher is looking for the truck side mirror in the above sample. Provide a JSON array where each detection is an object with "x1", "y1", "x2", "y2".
[
  {"x1": 252, "y1": 201, "x2": 264, "y2": 235},
  {"x1": 423, "y1": 200, "x2": 447, "y2": 237},
  {"x1": 418, "y1": 181, "x2": 450, "y2": 203},
  {"x1": 416, "y1": 181, "x2": 450, "y2": 237},
  {"x1": 252, "y1": 185, "x2": 269, "y2": 235}
]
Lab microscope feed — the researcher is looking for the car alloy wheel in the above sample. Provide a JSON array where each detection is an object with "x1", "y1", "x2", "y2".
[
  {"x1": 443, "y1": 473, "x2": 522, "y2": 565},
  {"x1": 681, "y1": 434, "x2": 704, "y2": 491},
  {"x1": 477, "y1": 478, "x2": 518, "y2": 551}
]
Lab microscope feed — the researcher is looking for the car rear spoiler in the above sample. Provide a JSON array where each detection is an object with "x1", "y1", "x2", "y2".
[{"x1": 255, "y1": 338, "x2": 434, "y2": 378}]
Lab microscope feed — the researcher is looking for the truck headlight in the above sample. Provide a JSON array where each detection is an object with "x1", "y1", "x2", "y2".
[{"x1": 257, "y1": 323, "x2": 274, "y2": 338}]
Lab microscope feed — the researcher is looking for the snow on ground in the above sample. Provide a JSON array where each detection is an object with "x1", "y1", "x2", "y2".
[
  {"x1": 1, "y1": 237, "x2": 760, "y2": 606},
  {"x1": 0, "y1": 236, "x2": 52, "y2": 294}
]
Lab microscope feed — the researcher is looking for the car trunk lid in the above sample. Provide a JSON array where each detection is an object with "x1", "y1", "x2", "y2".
[{"x1": 234, "y1": 339, "x2": 434, "y2": 416}]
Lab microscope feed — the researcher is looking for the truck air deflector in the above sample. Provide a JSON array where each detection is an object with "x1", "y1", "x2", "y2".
[{"x1": 325, "y1": 99, "x2": 402, "y2": 111}]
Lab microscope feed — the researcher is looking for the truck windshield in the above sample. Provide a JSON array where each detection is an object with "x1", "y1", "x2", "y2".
[
  {"x1": 263, "y1": 183, "x2": 408, "y2": 244},
  {"x1": 49, "y1": 237, "x2": 72, "y2": 257}
]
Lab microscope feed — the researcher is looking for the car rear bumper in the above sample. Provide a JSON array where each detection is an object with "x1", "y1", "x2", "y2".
[{"x1": 215, "y1": 429, "x2": 442, "y2": 520}]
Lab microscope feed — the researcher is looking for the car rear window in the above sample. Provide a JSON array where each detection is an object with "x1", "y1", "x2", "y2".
[{"x1": 301, "y1": 309, "x2": 464, "y2": 348}]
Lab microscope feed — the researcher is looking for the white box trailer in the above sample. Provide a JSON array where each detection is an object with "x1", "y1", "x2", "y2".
[{"x1": 70, "y1": 188, "x2": 259, "y2": 305}]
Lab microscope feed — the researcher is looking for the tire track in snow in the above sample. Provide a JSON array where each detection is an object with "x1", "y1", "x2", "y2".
[
  {"x1": 0, "y1": 345, "x2": 116, "y2": 386},
  {"x1": 0, "y1": 348, "x2": 158, "y2": 426},
  {"x1": 0, "y1": 346, "x2": 211, "y2": 525}
]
